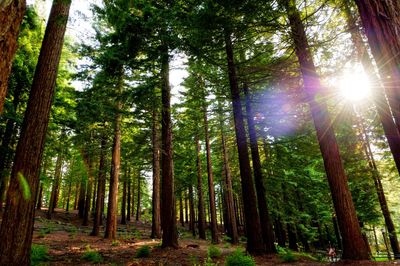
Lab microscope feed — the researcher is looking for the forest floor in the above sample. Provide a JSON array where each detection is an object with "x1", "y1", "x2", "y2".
[{"x1": 1, "y1": 209, "x2": 396, "y2": 265}]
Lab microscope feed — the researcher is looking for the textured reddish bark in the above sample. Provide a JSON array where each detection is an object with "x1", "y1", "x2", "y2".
[
  {"x1": 224, "y1": 28, "x2": 265, "y2": 254},
  {"x1": 0, "y1": 1, "x2": 71, "y2": 264},
  {"x1": 195, "y1": 135, "x2": 207, "y2": 240},
  {"x1": 151, "y1": 106, "x2": 161, "y2": 238},
  {"x1": 283, "y1": 0, "x2": 369, "y2": 260},
  {"x1": 0, "y1": 0, "x2": 26, "y2": 113},
  {"x1": 160, "y1": 45, "x2": 178, "y2": 248},
  {"x1": 354, "y1": 0, "x2": 400, "y2": 135}
]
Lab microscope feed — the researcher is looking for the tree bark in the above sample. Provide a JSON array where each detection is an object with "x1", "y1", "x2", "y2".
[
  {"x1": 36, "y1": 182, "x2": 43, "y2": 210},
  {"x1": 218, "y1": 101, "x2": 238, "y2": 244},
  {"x1": 343, "y1": 1, "x2": 400, "y2": 178},
  {"x1": 224, "y1": 28, "x2": 265, "y2": 254},
  {"x1": 82, "y1": 154, "x2": 94, "y2": 227},
  {"x1": 283, "y1": 0, "x2": 369, "y2": 259},
  {"x1": 0, "y1": 0, "x2": 26, "y2": 113},
  {"x1": 48, "y1": 151, "x2": 63, "y2": 219},
  {"x1": 160, "y1": 44, "x2": 178, "y2": 248},
  {"x1": 243, "y1": 85, "x2": 276, "y2": 253},
  {"x1": 0, "y1": 1, "x2": 71, "y2": 264},
  {"x1": 189, "y1": 186, "x2": 196, "y2": 236},
  {"x1": 195, "y1": 135, "x2": 207, "y2": 240},
  {"x1": 91, "y1": 136, "x2": 106, "y2": 236},
  {"x1": 179, "y1": 194, "x2": 184, "y2": 227},
  {"x1": 136, "y1": 174, "x2": 141, "y2": 221},
  {"x1": 151, "y1": 106, "x2": 161, "y2": 238},
  {"x1": 201, "y1": 94, "x2": 219, "y2": 244},
  {"x1": 354, "y1": 0, "x2": 400, "y2": 135},
  {"x1": 105, "y1": 73, "x2": 123, "y2": 240},
  {"x1": 356, "y1": 113, "x2": 400, "y2": 258},
  {"x1": 121, "y1": 168, "x2": 127, "y2": 225},
  {"x1": 78, "y1": 179, "x2": 86, "y2": 218},
  {"x1": 127, "y1": 169, "x2": 131, "y2": 222}
]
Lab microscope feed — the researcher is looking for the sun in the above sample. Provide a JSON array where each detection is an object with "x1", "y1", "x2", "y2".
[{"x1": 339, "y1": 72, "x2": 371, "y2": 102}]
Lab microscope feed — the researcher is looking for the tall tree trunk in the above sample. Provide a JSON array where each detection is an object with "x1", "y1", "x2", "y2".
[
  {"x1": 287, "y1": 224, "x2": 298, "y2": 251},
  {"x1": 105, "y1": 73, "x2": 123, "y2": 239},
  {"x1": 151, "y1": 106, "x2": 161, "y2": 238},
  {"x1": 127, "y1": 170, "x2": 131, "y2": 222},
  {"x1": 74, "y1": 183, "x2": 79, "y2": 210},
  {"x1": 78, "y1": 179, "x2": 86, "y2": 218},
  {"x1": 121, "y1": 168, "x2": 127, "y2": 225},
  {"x1": 282, "y1": 0, "x2": 369, "y2": 259},
  {"x1": 184, "y1": 192, "x2": 189, "y2": 224},
  {"x1": 356, "y1": 114, "x2": 400, "y2": 258},
  {"x1": 343, "y1": 1, "x2": 400, "y2": 177},
  {"x1": 202, "y1": 93, "x2": 219, "y2": 244},
  {"x1": 36, "y1": 182, "x2": 43, "y2": 210},
  {"x1": 224, "y1": 28, "x2": 265, "y2": 254},
  {"x1": 218, "y1": 102, "x2": 238, "y2": 244},
  {"x1": 160, "y1": 44, "x2": 178, "y2": 248},
  {"x1": 48, "y1": 152, "x2": 63, "y2": 219},
  {"x1": 179, "y1": 194, "x2": 185, "y2": 227},
  {"x1": 195, "y1": 135, "x2": 206, "y2": 240},
  {"x1": 82, "y1": 154, "x2": 94, "y2": 227},
  {"x1": 91, "y1": 136, "x2": 106, "y2": 236},
  {"x1": 243, "y1": 85, "x2": 276, "y2": 253},
  {"x1": 66, "y1": 177, "x2": 72, "y2": 212},
  {"x1": 0, "y1": 1, "x2": 71, "y2": 264},
  {"x1": 136, "y1": 174, "x2": 141, "y2": 221},
  {"x1": 0, "y1": 0, "x2": 26, "y2": 113},
  {"x1": 354, "y1": 0, "x2": 400, "y2": 134},
  {"x1": 189, "y1": 186, "x2": 196, "y2": 237}
]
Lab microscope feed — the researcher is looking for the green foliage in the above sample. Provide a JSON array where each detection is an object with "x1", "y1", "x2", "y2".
[
  {"x1": 81, "y1": 246, "x2": 103, "y2": 264},
  {"x1": 135, "y1": 245, "x2": 151, "y2": 258},
  {"x1": 111, "y1": 240, "x2": 120, "y2": 246},
  {"x1": 278, "y1": 249, "x2": 297, "y2": 263},
  {"x1": 207, "y1": 245, "x2": 222, "y2": 258},
  {"x1": 225, "y1": 249, "x2": 255, "y2": 266},
  {"x1": 31, "y1": 244, "x2": 50, "y2": 266}
]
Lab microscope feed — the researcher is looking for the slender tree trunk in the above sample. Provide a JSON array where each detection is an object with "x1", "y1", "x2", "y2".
[
  {"x1": 0, "y1": 1, "x2": 71, "y2": 264},
  {"x1": 48, "y1": 152, "x2": 63, "y2": 219},
  {"x1": 343, "y1": 1, "x2": 400, "y2": 177},
  {"x1": 74, "y1": 183, "x2": 79, "y2": 210},
  {"x1": 355, "y1": 0, "x2": 400, "y2": 135},
  {"x1": 105, "y1": 73, "x2": 123, "y2": 239},
  {"x1": 287, "y1": 224, "x2": 298, "y2": 251},
  {"x1": 282, "y1": 0, "x2": 369, "y2": 259},
  {"x1": 121, "y1": 168, "x2": 127, "y2": 225},
  {"x1": 356, "y1": 113, "x2": 400, "y2": 258},
  {"x1": 131, "y1": 173, "x2": 135, "y2": 221},
  {"x1": 151, "y1": 106, "x2": 161, "y2": 238},
  {"x1": 0, "y1": 0, "x2": 26, "y2": 113},
  {"x1": 179, "y1": 194, "x2": 185, "y2": 227},
  {"x1": 195, "y1": 135, "x2": 206, "y2": 240},
  {"x1": 160, "y1": 44, "x2": 178, "y2": 248},
  {"x1": 224, "y1": 28, "x2": 265, "y2": 254},
  {"x1": 243, "y1": 85, "x2": 276, "y2": 253},
  {"x1": 66, "y1": 177, "x2": 72, "y2": 212},
  {"x1": 127, "y1": 170, "x2": 131, "y2": 222},
  {"x1": 91, "y1": 178, "x2": 97, "y2": 214},
  {"x1": 82, "y1": 154, "x2": 94, "y2": 227},
  {"x1": 136, "y1": 174, "x2": 141, "y2": 221},
  {"x1": 189, "y1": 186, "x2": 196, "y2": 236},
  {"x1": 36, "y1": 183, "x2": 43, "y2": 210},
  {"x1": 185, "y1": 192, "x2": 189, "y2": 224},
  {"x1": 202, "y1": 94, "x2": 219, "y2": 244},
  {"x1": 218, "y1": 103, "x2": 238, "y2": 244},
  {"x1": 78, "y1": 180, "x2": 86, "y2": 218},
  {"x1": 91, "y1": 136, "x2": 106, "y2": 236}
]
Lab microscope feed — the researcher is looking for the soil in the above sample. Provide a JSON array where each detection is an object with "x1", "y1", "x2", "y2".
[{"x1": 1, "y1": 208, "x2": 398, "y2": 265}]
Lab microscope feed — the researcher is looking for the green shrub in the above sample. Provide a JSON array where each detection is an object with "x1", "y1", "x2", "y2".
[
  {"x1": 225, "y1": 249, "x2": 255, "y2": 266},
  {"x1": 279, "y1": 250, "x2": 297, "y2": 263},
  {"x1": 81, "y1": 247, "x2": 103, "y2": 264},
  {"x1": 208, "y1": 245, "x2": 222, "y2": 258},
  {"x1": 135, "y1": 245, "x2": 151, "y2": 258},
  {"x1": 31, "y1": 244, "x2": 50, "y2": 266},
  {"x1": 111, "y1": 240, "x2": 120, "y2": 246}
]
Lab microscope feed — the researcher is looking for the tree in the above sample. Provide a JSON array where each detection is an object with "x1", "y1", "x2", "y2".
[
  {"x1": 280, "y1": 0, "x2": 369, "y2": 259},
  {"x1": 0, "y1": 0, "x2": 71, "y2": 264},
  {"x1": 0, "y1": 0, "x2": 26, "y2": 113}
]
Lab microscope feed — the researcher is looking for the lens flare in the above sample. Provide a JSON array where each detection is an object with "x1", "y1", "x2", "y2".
[{"x1": 339, "y1": 73, "x2": 371, "y2": 102}]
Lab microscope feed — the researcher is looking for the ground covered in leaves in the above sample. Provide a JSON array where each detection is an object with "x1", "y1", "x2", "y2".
[{"x1": 20, "y1": 209, "x2": 398, "y2": 265}]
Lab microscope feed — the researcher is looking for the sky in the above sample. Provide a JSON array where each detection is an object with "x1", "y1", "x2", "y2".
[{"x1": 27, "y1": 0, "x2": 188, "y2": 99}]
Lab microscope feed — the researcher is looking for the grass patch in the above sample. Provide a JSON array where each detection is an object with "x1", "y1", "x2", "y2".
[
  {"x1": 111, "y1": 240, "x2": 120, "y2": 246},
  {"x1": 31, "y1": 244, "x2": 50, "y2": 266},
  {"x1": 225, "y1": 249, "x2": 255, "y2": 266},
  {"x1": 81, "y1": 246, "x2": 103, "y2": 264},
  {"x1": 135, "y1": 245, "x2": 151, "y2": 258},
  {"x1": 208, "y1": 245, "x2": 222, "y2": 258}
]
